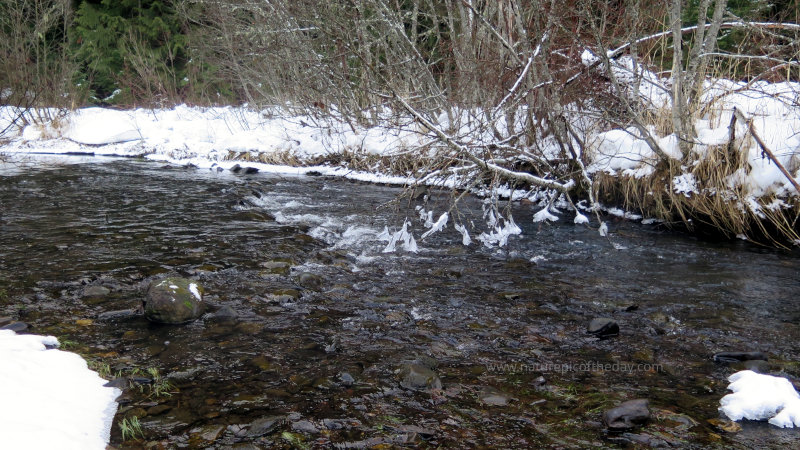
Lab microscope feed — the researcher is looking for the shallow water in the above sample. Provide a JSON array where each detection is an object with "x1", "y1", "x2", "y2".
[{"x1": 1, "y1": 156, "x2": 799, "y2": 448}]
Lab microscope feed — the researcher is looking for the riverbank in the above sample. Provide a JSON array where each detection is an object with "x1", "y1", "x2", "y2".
[{"x1": 2, "y1": 78, "x2": 799, "y2": 246}]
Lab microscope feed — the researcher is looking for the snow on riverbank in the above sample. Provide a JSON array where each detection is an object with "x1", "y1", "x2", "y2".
[
  {"x1": 0, "y1": 105, "x2": 425, "y2": 185},
  {"x1": 0, "y1": 330, "x2": 120, "y2": 449},
  {"x1": 1, "y1": 77, "x2": 799, "y2": 231},
  {"x1": 720, "y1": 370, "x2": 800, "y2": 428}
]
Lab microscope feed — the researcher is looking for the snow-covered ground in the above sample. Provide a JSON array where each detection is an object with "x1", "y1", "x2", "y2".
[
  {"x1": 0, "y1": 105, "x2": 423, "y2": 185},
  {"x1": 2, "y1": 80, "x2": 797, "y2": 204},
  {"x1": 0, "y1": 330, "x2": 120, "y2": 449}
]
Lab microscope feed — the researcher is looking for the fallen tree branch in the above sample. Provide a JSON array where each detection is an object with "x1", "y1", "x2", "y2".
[{"x1": 733, "y1": 107, "x2": 800, "y2": 193}]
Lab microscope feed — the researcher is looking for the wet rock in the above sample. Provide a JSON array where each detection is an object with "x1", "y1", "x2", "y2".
[
  {"x1": 97, "y1": 309, "x2": 138, "y2": 321},
  {"x1": 712, "y1": 351, "x2": 768, "y2": 363},
  {"x1": 398, "y1": 363, "x2": 442, "y2": 391},
  {"x1": 385, "y1": 311, "x2": 410, "y2": 322},
  {"x1": 243, "y1": 167, "x2": 259, "y2": 174},
  {"x1": 415, "y1": 355, "x2": 439, "y2": 370},
  {"x1": 291, "y1": 420, "x2": 319, "y2": 434},
  {"x1": 230, "y1": 164, "x2": 242, "y2": 173},
  {"x1": 246, "y1": 416, "x2": 283, "y2": 437},
  {"x1": 339, "y1": 372, "x2": 355, "y2": 386},
  {"x1": 479, "y1": 386, "x2": 511, "y2": 406},
  {"x1": 191, "y1": 425, "x2": 226, "y2": 443},
  {"x1": 103, "y1": 378, "x2": 129, "y2": 389},
  {"x1": 82, "y1": 285, "x2": 111, "y2": 298},
  {"x1": 707, "y1": 418, "x2": 742, "y2": 433},
  {"x1": 0, "y1": 317, "x2": 12, "y2": 327},
  {"x1": 297, "y1": 272, "x2": 322, "y2": 291},
  {"x1": 587, "y1": 318, "x2": 619, "y2": 338},
  {"x1": 0, "y1": 322, "x2": 28, "y2": 332},
  {"x1": 603, "y1": 399, "x2": 650, "y2": 431},
  {"x1": 259, "y1": 260, "x2": 291, "y2": 275},
  {"x1": 208, "y1": 305, "x2": 238, "y2": 323},
  {"x1": 144, "y1": 277, "x2": 205, "y2": 324}
]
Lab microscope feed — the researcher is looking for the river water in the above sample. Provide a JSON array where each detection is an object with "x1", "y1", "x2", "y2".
[{"x1": 1, "y1": 156, "x2": 799, "y2": 448}]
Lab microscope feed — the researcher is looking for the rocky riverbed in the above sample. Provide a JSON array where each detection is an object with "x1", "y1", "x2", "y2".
[{"x1": 1, "y1": 157, "x2": 799, "y2": 448}]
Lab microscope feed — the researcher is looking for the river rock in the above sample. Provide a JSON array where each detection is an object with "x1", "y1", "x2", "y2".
[
  {"x1": 97, "y1": 309, "x2": 138, "y2": 321},
  {"x1": 208, "y1": 305, "x2": 238, "y2": 323},
  {"x1": 144, "y1": 278, "x2": 205, "y2": 324},
  {"x1": 246, "y1": 416, "x2": 283, "y2": 437},
  {"x1": 398, "y1": 363, "x2": 442, "y2": 390},
  {"x1": 588, "y1": 318, "x2": 619, "y2": 338},
  {"x1": 603, "y1": 399, "x2": 650, "y2": 431},
  {"x1": 339, "y1": 372, "x2": 355, "y2": 386},
  {"x1": 291, "y1": 420, "x2": 319, "y2": 434},
  {"x1": 479, "y1": 386, "x2": 511, "y2": 406},
  {"x1": 297, "y1": 272, "x2": 323, "y2": 291},
  {"x1": 82, "y1": 285, "x2": 111, "y2": 298},
  {"x1": 0, "y1": 321, "x2": 28, "y2": 332},
  {"x1": 712, "y1": 351, "x2": 768, "y2": 363}
]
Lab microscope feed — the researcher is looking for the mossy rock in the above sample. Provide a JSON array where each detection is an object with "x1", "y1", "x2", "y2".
[{"x1": 144, "y1": 277, "x2": 205, "y2": 324}]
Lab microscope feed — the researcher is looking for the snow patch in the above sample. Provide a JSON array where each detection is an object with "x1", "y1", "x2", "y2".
[
  {"x1": 719, "y1": 370, "x2": 800, "y2": 428},
  {"x1": 189, "y1": 283, "x2": 202, "y2": 301},
  {"x1": 0, "y1": 330, "x2": 120, "y2": 449}
]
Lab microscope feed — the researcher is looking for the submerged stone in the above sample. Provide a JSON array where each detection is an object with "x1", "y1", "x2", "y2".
[
  {"x1": 297, "y1": 272, "x2": 323, "y2": 291},
  {"x1": 82, "y1": 285, "x2": 111, "y2": 298},
  {"x1": 144, "y1": 277, "x2": 205, "y2": 324},
  {"x1": 479, "y1": 386, "x2": 511, "y2": 406},
  {"x1": 603, "y1": 399, "x2": 650, "y2": 431},
  {"x1": 246, "y1": 416, "x2": 284, "y2": 437},
  {"x1": 398, "y1": 363, "x2": 442, "y2": 390},
  {"x1": 207, "y1": 305, "x2": 238, "y2": 324}
]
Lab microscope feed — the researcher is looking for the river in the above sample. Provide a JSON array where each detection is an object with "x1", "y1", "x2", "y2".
[{"x1": 1, "y1": 156, "x2": 798, "y2": 448}]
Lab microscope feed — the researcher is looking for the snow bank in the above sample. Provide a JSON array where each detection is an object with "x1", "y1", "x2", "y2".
[
  {"x1": 719, "y1": 370, "x2": 800, "y2": 428},
  {"x1": 0, "y1": 330, "x2": 120, "y2": 449}
]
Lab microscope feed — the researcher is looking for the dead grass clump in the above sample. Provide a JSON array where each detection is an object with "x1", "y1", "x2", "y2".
[{"x1": 596, "y1": 148, "x2": 800, "y2": 248}]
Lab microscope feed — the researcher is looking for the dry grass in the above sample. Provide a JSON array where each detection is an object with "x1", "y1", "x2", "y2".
[{"x1": 596, "y1": 143, "x2": 800, "y2": 248}]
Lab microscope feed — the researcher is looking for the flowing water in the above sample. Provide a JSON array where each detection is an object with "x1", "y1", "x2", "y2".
[{"x1": 1, "y1": 156, "x2": 799, "y2": 448}]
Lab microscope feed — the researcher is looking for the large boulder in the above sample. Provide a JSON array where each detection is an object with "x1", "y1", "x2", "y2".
[{"x1": 144, "y1": 278, "x2": 205, "y2": 324}]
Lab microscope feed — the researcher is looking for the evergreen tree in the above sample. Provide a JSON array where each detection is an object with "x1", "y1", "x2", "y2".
[{"x1": 72, "y1": 0, "x2": 187, "y2": 104}]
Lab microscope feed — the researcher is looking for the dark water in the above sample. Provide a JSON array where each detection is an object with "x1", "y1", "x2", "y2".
[{"x1": 1, "y1": 156, "x2": 799, "y2": 448}]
